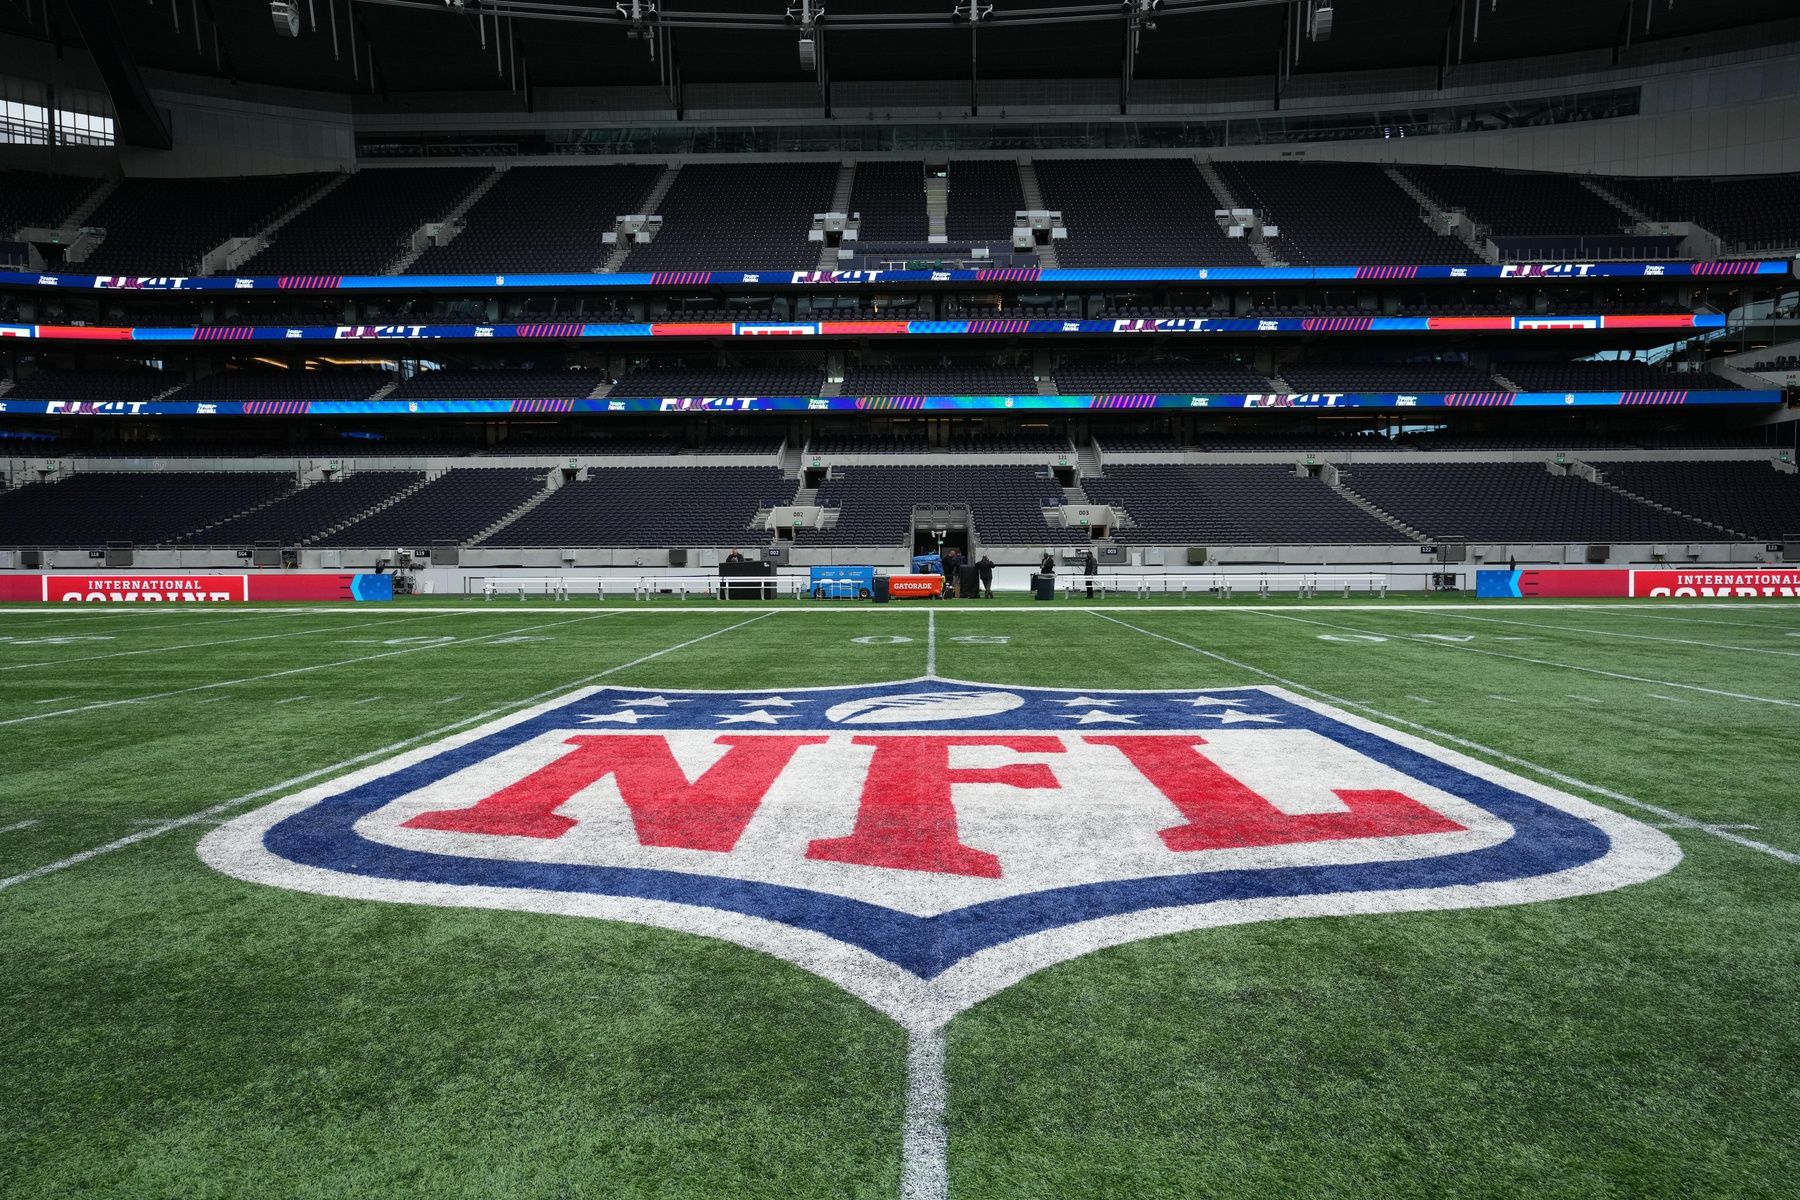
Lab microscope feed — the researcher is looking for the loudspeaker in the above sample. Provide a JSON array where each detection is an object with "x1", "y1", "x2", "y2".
[
  {"x1": 1438, "y1": 542, "x2": 1468, "y2": 563},
  {"x1": 1586, "y1": 544, "x2": 1610, "y2": 563},
  {"x1": 251, "y1": 546, "x2": 282, "y2": 568},
  {"x1": 668, "y1": 548, "x2": 688, "y2": 567},
  {"x1": 432, "y1": 545, "x2": 459, "y2": 567},
  {"x1": 1782, "y1": 535, "x2": 1800, "y2": 563},
  {"x1": 21, "y1": 549, "x2": 42, "y2": 569},
  {"x1": 104, "y1": 546, "x2": 134, "y2": 568},
  {"x1": 1186, "y1": 546, "x2": 1209, "y2": 565}
]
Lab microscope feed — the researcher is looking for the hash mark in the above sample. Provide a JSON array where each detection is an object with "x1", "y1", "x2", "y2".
[
  {"x1": 436, "y1": 696, "x2": 466, "y2": 705},
  {"x1": 0, "y1": 820, "x2": 38, "y2": 836},
  {"x1": 275, "y1": 695, "x2": 311, "y2": 705},
  {"x1": 1647, "y1": 694, "x2": 1690, "y2": 704},
  {"x1": 1487, "y1": 695, "x2": 1519, "y2": 704},
  {"x1": 1405, "y1": 695, "x2": 1436, "y2": 705},
  {"x1": 33, "y1": 696, "x2": 74, "y2": 705}
]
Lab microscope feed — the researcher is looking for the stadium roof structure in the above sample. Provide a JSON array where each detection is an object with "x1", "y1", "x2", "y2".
[{"x1": 8, "y1": 0, "x2": 1798, "y2": 135}]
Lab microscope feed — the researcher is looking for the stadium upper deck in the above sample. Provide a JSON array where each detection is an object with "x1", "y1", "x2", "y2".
[{"x1": 5, "y1": 160, "x2": 1798, "y2": 282}]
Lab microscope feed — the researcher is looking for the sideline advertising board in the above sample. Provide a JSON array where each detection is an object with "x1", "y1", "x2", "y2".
[
  {"x1": 885, "y1": 574, "x2": 946, "y2": 599},
  {"x1": 1476, "y1": 568, "x2": 1800, "y2": 599},
  {"x1": 0, "y1": 573, "x2": 396, "y2": 603}
]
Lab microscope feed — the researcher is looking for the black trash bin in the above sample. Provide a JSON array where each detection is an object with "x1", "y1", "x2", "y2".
[
  {"x1": 871, "y1": 575, "x2": 891, "y2": 603},
  {"x1": 958, "y1": 564, "x2": 981, "y2": 600},
  {"x1": 1031, "y1": 573, "x2": 1056, "y2": 601}
]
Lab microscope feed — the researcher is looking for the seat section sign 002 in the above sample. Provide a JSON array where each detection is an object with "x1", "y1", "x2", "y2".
[
  {"x1": 1476, "y1": 568, "x2": 1800, "y2": 599},
  {"x1": 0, "y1": 573, "x2": 396, "y2": 603}
]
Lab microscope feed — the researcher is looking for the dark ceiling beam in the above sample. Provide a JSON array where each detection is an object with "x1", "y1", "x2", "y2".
[{"x1": 61, "y1": 0, "x2": 172, "y2": 148}]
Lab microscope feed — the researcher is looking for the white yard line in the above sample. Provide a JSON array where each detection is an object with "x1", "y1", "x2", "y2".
[
  {"x1": 0, "y1": 611, "x2": 450, "y2": 673},
  {"x1": 1596, "y1": 609, "x2": 1800, "y2": 633},
  {"x1": 926, "y1": 609, "x2": 938, "y2": 677},
  {"x1": 900, "y1": 1024, "x2": 949, "y2": 1200},
  {"x1": 0, "y1": 613, "x2": 773, "y2": 895},
  {"x1": 0, "y1": 611, "x2": 625, "y2": 729},
  {"x1": 1433, "y1": 610, "x2": 1800, "y2": 659},
  {"x1": 1092, "y1": 613, "x2": 1800, "y2": 867},
  {"x1": 1253, "y1": 610, "x2": 1800, "y2": 709}
]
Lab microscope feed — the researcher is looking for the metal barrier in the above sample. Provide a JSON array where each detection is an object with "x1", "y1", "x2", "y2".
[
  {"x1": 1061, "y1": 572, "x2": 1389, "y2": 600},
  {"x1": 477, "y1": 575, "x2": 808, "y2": 601}
]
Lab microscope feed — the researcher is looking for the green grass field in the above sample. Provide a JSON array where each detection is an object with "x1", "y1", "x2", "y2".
[{"x1": 2, "y1": 598, "x2": 1797, "y2": 1199}]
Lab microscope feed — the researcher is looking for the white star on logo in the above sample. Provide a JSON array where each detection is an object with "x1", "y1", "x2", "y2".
[
  {"x1": 578, "y1": 709, "x2": 657, "y2": 724},
  {"x1": 1183, "y1": 696, "x2": 1249, "y2": 707},
  {"x1": 614, "y1": 695, "x2": 688, "y2": 707},
  {"x1": 1211, "y1": 710, "x2": 1281, "y2": 724},
  {"x1": 736, "y1": 696, "x2": 806, "y2": 707},
  {"x1": 1064, "y1": 710, "x2": 1139, "y2": 724},
  {"x1": 1049, "y1": 696, "x2": 1124, "y2": 707},
  {"x1": 717, "y1": 710, "x2": 791, "y2": 724}
]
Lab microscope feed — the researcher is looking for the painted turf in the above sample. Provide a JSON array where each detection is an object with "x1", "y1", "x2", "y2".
[{"x1": 3, "y1": 603, "x2": 1796, "y2": 1199}]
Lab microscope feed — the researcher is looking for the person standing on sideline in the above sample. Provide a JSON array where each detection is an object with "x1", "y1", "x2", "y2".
[
  {"x1": 1040, "y1": 549, "x2": 1056, "y2": 576},
  {"x1": 1083, "y1": 549, "x2": 1099, "y2": 598},
  {"x1": 976, "y1": 553, "x2": 995, "y2": 599},
  {"x1": 725, "y1": 549, "x2": 745, "y2": 563}
]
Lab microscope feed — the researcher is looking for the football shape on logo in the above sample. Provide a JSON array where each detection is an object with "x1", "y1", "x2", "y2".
[{"x1": 825, "y1": 689, "x2": 1024, "y2": 725}]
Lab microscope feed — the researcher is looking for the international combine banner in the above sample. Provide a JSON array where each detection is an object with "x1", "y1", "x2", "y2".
[
  {"x1": 1477, "y1": 568, "x2": 1800, "y2": 599},
  {"x1": 0, "y1": 573, "x2": 395, "y2": 603}
]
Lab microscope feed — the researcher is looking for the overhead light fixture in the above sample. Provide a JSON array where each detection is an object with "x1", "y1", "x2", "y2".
[
  {"x1": 787, "y1": 0, "x2": 823, "y2": 69},
  {"x1": 270, "y1": 0, "x2": 300, "y2": 37},
  {"x1": 1310, "y1": 0, "x2": 1334, "y2": 42}
]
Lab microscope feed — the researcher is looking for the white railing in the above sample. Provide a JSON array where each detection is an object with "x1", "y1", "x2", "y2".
[
  {"x1": 478, "y1": 574, "x2": 808, "y2": 601},
  {"x1": 1060, "y1": 572, "x2": 1389, "y2": 600}
]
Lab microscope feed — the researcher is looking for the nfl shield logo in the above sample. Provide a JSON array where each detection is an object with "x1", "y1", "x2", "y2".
[{"x1": 201, "y1": 680, "x2": 1679, "y2": 1027}]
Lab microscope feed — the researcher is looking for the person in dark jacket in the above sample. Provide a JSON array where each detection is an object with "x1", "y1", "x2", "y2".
[
  {"x1": 941, "y1": 548, "x2": 960, "y2": 598},
  {"x1": 976, "y1": 554, "x2": 995, "y2": 599},
  {"x1": 1040, "y1": 550, "x2": 1056, "y2": 576},
  {"x1": 1083, "y1": 550, "x2": 1099, "y2": 598}
]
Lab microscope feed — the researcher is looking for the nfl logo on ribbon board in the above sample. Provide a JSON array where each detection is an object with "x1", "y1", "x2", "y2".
[{"x1": 202, "y1": 680, "x2": 1679, "y2": 1027}]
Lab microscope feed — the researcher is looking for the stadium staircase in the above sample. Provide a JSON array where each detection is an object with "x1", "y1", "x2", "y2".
[
  {"x1": 1016, "y1": 160, "x2": 1058, "y2": 268},
  {"x1": 1195, "y1": 158, "x2": 1286, "y2": 267},
  {"x1": 1491, "y1": 371, "x2": 1524, "y2": 392},
  {"x1": 180, "y1": 476, "x2": 313, "y2": 543},
  {"x1": 1584, "y1": 464, "x2": 1750, "y2": 538},
  {"x1": 304, "y1": 474, "x2": 433, "y2": 544},
  {"x1": 60, "y1": 176, "x2": 120, "y2": 231},
  {"x1": 1325, "y1": 467, "x2": 1430, "y2": 542},
  {"x1": 468, "y1": 474, "x2": 560, "y2": 545},
  {"x1": 603, "y1": 165, "x2": 681, "y2": 272},
  {"x1": 819, "y1": 161, "x2": 856, "y2": 269},
  {"x1": 780, "y1": 440, "x2": 805, "y2": 478},
  {"x1": 1579, "y1": 178, "x2": 1653, "y2": 225},
  {"x1": 367, "y1": 381, "x2": 398, "y2": 401},
  {"x1": 206, "y1": 173, "x2": 349, "y2": 276},
  {"x1": 388, "y1": 168, "x2": 504, "y2": 274},
  {"x1": 925, "y1": 169, "x2": 948, "y2": 243},
  {"x1": 1385, "y1": 167, "x2": 1496, "y2": 264},
  {"x1": 18, "y1": 176, "x2": 118, "y2": 262},
  {"x1": 1076, "y1": 442, "x2": 1102, "y2": 479}
]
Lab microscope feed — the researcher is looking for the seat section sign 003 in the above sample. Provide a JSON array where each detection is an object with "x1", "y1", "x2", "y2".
[{"x1": 0, "y1": 573, "x2": 396, "y2": 603}]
